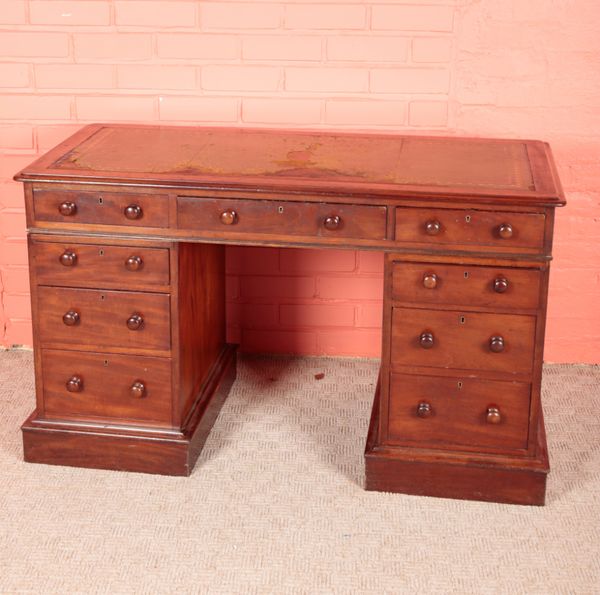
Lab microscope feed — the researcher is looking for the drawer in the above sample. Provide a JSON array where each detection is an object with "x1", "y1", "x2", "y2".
[
  {"x1": 33, "y1": 189, "x2": 169, "y2": 228},
  {"x1": 41, "y1": 349, "x2": 172, "y2": 425},
  {"x1": 31, "y1": 240, "x2": 170, "y2": 290},
  {"x1": 391, "y1": 307, "x2": 535, "y2": 374},
  {"x1": 177, "y1": 197, "x2": 387, "y2": 241},
  {"x1": 395, "y1": 207, "x2": 545, "y2": 250},
  {"x1": 387, "y1": 373, "x2": 530, "y2": 451},
  {"x1": 391, "y1": 261, "x2": 541, "y2": 310},
  {"x1": 37, "y1": 287, "x2": 171, "y2": 352}
]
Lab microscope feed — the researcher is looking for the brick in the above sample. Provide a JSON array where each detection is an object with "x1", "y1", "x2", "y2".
[
  {"x1": 0, "y1": 63, "x2": 29, "y2": 88},
  {"x1": 30, "y1": 1, "x2": 110, "y2": 26},
  {"x1": 0, "y1": 266, "x2": 30, "y2": 294},
  {"x1": 0, "y1": 32, "x2": 69, "y2": 58},
  {"x1": 318, "y1": 276, "x2": 382, "y2": 300},
  {"x1": 76, "y1": 96, "x2": 155, "y2": 121},
  {"x1": 0, "y1": 239, "x2": 28, "y2": 266},
  {"x1": 3, "y1": 294, "x2": 31, "y2": 319},
  {"x1": 36, "y1": 125, "x2": 83, "y2": 150},
  {"x1": 202, "y1": 3, "x2": 281, "y2": 29},
  {"x1": 5, "y1": 319, "x2": 33, "y2": 347},
  {"x1": 285, "y1": 67, "x2": 368, "y2": 92},
  {"x1": 0, "y1": 95, "x2": 72, "y2": 120},
  {"x1": 242, "y1": 35, "x2": 322, "y2": 61},
  {"x1": 358, "y1": 251, "x2": 384, "y2": 273},
  {"x1": 157, "y1": 34, "x2": 238, "y2": 60},
  {"x1": 35, "y1": 64, "x2": 114, "y2": 89},
  {"x1": 117, "y1": 65, "x2": 196, "y2": 90},
  {"x1": 0, "y1": 211, "x2": 26, "y2": 237},
  {"x1": 0, "y1": 183, "x2": 26, "y2": 210},
  {"x1": 412, "y1": 37, "x2": 453, "y2": 63},
  {"x1": 409, "y1": 101, "x2": 448, "y2": 126},
  {"x1": 227, "y1": 303, "x2": 278, "y2": 329},
  {"x1": 0, "y1": 1, "x2": 26, "y2": 24},
  {"x1": 202, "y1": 65, "x2": 281, "y2": 91},
  {"x1": 0, "y1": 155, "x2": 37, "y2": 180},
  {"x1": 226, "y1": 246, "x2": 279, "y2": 275},
  {"x1": 74, "y1": 34, "x2": 152, "y2": 61},
  {"x1": 0, "y1": 125, "x2": 33, "y2": 150},
  {"x1": 241, "y1": 329, "x2": 317, "y2": 355},
  {"x1": 356, "y1": 303, "x2": 383, "y2": 328},
  {"x1": 316, "y1": 329, "x2": 381, "y2": 357},
  {"x1": 280, "y1": 304, "x2": 354, "y2": 328},
  {"x1": 159, "y1": 96, "x2": 238, "y2": 122},
  {"x1": 279, "y1": 249, "x2": 355, "y2": 274},
  {"x1": 325, "y1": 100, "x2": 407, "y2": 126},
  {"x1": 285, "y1": 5, "x2": 366, "y2": 30},
  {"x1": 371, "y1": 68, "x2": 449, "y2": 94},
  {"x1": 241, "y1": 98, "x2": 321, "y2": 124},
  {"x1": 372, "y1": 5, "x2": 454, "y2": 32},
  {"x1": 241, "y1": 276, "x2": 315, "y2": 299},
  {"x1": 327, "y1": 36, "x2": 409, "y2": 62},
  {"x1": 115, "y1": 1, "x2": 196, "y2": 27}
]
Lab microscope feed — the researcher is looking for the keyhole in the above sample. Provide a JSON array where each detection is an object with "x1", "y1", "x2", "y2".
[
  {"x1": 98, "y1": 196, "x2": 104, "y2": 205},
  {"x1": 459, "y1": 315, "x2": 466, "y2": 324},
  {"x1": 100, "y1": 294, "x2": 105, "y2": 301},
  {"x1": 99, "y1": 249, "x2": 104, "y2": 256},
  {"x1": 464, "y1": 271, "x2": 469, "y2": 279},
  {"x1": 278, "y1": 206, "x2": 284, "y2": 214},
  {"x1": 457, "y1": 381, "x2": 463, "y2": 390},
  {"x1": 103, "y1": 359, "x2": 109, "y2": 367},
  {"x1": 465, "y1": 215, "x2": 471, "y2": 223}
]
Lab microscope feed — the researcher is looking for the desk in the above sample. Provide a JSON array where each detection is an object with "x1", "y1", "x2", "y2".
[{"x1": 14, "y1": 124, "x2": 565, "y2": 505}]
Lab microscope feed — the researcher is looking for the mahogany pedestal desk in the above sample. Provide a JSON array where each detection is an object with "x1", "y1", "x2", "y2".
[{"x1": 14, "y1": 124, "x2": 565, "y2": 505}]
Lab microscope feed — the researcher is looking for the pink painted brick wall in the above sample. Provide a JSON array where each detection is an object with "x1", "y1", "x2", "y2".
[{"x1": 0, "y1": 0, "x2": 598, "y2": 363}]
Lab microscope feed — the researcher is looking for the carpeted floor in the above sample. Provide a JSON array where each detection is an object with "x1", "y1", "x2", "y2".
[{"x1": 0, "y1": 350, "x2": 598, "y2": 594}]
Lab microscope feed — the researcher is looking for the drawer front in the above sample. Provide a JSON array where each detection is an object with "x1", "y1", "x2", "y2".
[
  {"x1": 391, "y1": 261, "x2": 541, "y2": 310},
  {"x1": 42, "y1": 349, "x2": 172, "y2": 425},
  {"x1": 37, "y1": 287, "x2": 171, "y2": 352},
  {"x1": 178, "y1": 197, "x2": 387, "y2": 241},
  {"x1": 387, "y1": 373, "x2": 530, "y2": 451},
  {"x1": 391, "y1": 307, "x2": 535, "y2": 374},
  {"x1": 31, "y1": 240, "x2": 170, "y2": 290},
  {"x1": 33, "y1": 189, "x2": 169, "y2": 228},
  {"x1": 395, "y1": 207, "x2": 545, "y2": 250}
]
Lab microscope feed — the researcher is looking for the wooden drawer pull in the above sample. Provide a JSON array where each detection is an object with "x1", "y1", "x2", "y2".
[
  {"x1": 62, "y1": 310, "x2": 80, "y2": 326},
  {"x1": 419, "y1": 331, "x2": 434, "y2": 349},
  {"x1": 498, "y1": 223, "x2": 513, "y2": 239},
  {"x1": 416, "y1": 402, "x2": 433, "y2": 418},
  {"x1": 130, "y1": 381, "x2": 146, "y2": 398},
  {"x1": 124, "y1": 204, "x2": 143, "y2": 220},
  {"x1": 489, "y1": 336, "x2": 505, "y2": 353},
  {"x1": 126, "y1": 313, "x2": 144, "y2": 330},
  {"x1": 59, "y1": 250, "x2": 77, "y2": 267},
  {"x1": 425, "y1": 219, "x2": 441, "y2": 235},
  {"x1": 493, "y1": 277, "x2": 509, "y2": 293},
  {"x1": 220, "y1": 210, "x2": 238, "y2": 225},
  {"x1": 125, "y1": 255, "x2": 143, "y2": 271},
  {"x1": 423, "y1": 273, "x2": 438, "y2": 289},
  {"x1": 58, "y1": 201, "x2": 77, "y2": 216},
  {"x1": 66, "y1": 375, "x2": 83, "y2": 393},
  {"x1": 486, "y1": 406, "x2": 502, "y2": 424},
  {"x1": 323, "y1": 215, "x2": 342, "y2": 231}
]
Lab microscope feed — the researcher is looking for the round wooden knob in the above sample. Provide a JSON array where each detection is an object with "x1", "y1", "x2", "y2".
[
  {"x1": 493, "y1": 277, "x2": 509, "y2": 293},
  {"x1": 125, "y1": 255, "x2": 143, "y2": 271},
  {"x1": 498, "y1": 223, "x2": 513, "y2": 239},
  {"x1": 130, "y1": 381, "x2": 146, "y2": 398},
  {"x1": 220, "y1": 210, "x2": 238, "y2": 225},
  {"x1": 66, "y1": 376, "x2": 83, "y2": 393},
  {"x1": 323, "y1": 215, "x2": 341, "y2": 231},
  {"x1": 486, "y1": 406, "x2": 502, "y2": 424},
  {"x1": 62, "y1": 310, "x2": 80, "y2": 326},
  {"x1": 417, "y1": 402, "x2": 432, "y2": 418},
  {"x1": 59, "y1": 250, "x2": 77, "y2": 267},
  {"x1": 124, "y1": 204, "x2": 143, "y2": 220},
  {"x1": 425, "y1": 220, "x2": 441, "y2": 235},
  {"x1": 423, "y1": 273, "x2": 438, "y2": 289},
  {"x1": 58, "y1": 201, "x2": 77, "y2": 216},
  {"x1": 126, "y1": 313, "x2": 144, "y2": 330},
  {"x1": 419, "y1": 332, "x2": 434, "y2": 349},
  {"x1": 489, "y1": 336, "x2": 505, "y2": 353}
]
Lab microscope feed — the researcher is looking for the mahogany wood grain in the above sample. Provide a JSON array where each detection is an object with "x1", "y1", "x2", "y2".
[
  {"x1": 41, "y1": 349, "x2": 172, "y2": 426},
  {"x1": 391, "y1": 307, "x2": 536, "y2": 375},
  {"x1": 31, "y1": 239, "x2": 170, "y2": 291},
  {"x1": 37, "y1": 286, "x2": 171, "y2": 352}
]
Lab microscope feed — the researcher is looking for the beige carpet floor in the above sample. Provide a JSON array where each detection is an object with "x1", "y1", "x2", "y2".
[{"x1": 0, "y1": 350, "x2": 598, "y2": 594}]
